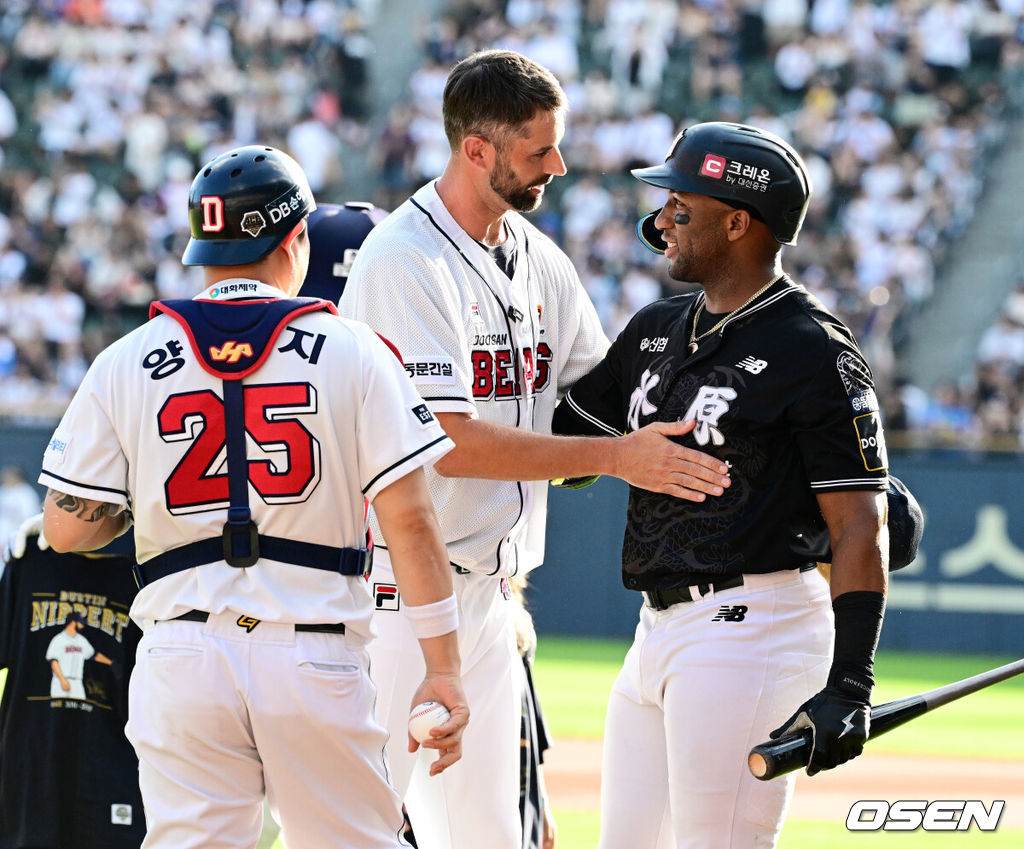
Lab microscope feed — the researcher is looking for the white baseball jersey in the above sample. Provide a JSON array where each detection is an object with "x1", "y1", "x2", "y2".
[
  {"x1": 39, "y1": 280, "x2": 453, "y2": 638},
  {"x1": 338, "y1": 181, "x2": 609, "y2": 576},
  {"x1": 46, "y1": 630, "x2": 94, "y2": 678},
  {"x1": 46, "y1": 629, "x2": 94, "y2": 699}
]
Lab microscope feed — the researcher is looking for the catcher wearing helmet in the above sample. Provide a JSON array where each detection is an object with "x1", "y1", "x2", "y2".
[
  {"x1": 181, "y1": 145, "x2": 317, "y2": 267},
  {"x1": 38, "y1": 144, "x2": 468, "y2": 849},
  {"x1": 552, "y1": 121, "x2": 890, "y2": 848}
]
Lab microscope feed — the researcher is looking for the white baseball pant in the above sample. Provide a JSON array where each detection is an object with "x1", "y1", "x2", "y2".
[
  {"x1": 598, "y1": 567, "x2": 833, "y2": 849},
  {"x1": 369, "y1": 551, "x2": 523, "y2": 849},
  {"x1": 51, "y1": 678, "x2": 86, "y2": 700},
  {"x1": 127, "y1": 613, "x2": 407, "y2": 849}
]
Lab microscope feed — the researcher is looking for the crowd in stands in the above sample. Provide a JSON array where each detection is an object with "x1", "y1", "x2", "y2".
[
  {"x1": 2, "y1": 0, "x2": 1024, "y2": 450},
  {"x1": 0, "y1": 0, "x2": 374, "y2": 419}
]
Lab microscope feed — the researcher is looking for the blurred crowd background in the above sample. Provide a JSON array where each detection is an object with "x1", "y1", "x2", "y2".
[{"x1": 2, "y1": 0, "x2": 1024, "y2": 450}]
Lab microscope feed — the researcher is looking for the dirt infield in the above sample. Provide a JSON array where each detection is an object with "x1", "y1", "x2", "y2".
[{"x1": 543, "y1": 737, "x2": 1024, "y2": 828}]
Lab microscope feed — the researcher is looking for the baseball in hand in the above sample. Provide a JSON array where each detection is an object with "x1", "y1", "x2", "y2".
[{"x1": 408, "y1": 701, "x2": 451, "y2": 743}]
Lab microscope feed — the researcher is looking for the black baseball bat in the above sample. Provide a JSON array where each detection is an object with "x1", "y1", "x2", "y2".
[{"x1": 748, "y1": 657, "x2": 1024, "y2": 780}]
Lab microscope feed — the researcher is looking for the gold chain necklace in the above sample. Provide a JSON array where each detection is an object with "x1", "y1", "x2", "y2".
[{"x1": 688, "y1": 276, "x2": 781, "y2": 354}]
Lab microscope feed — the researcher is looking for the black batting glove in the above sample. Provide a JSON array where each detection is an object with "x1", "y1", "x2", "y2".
[{"x1": 770, "y1": 669, "x2": 872, "y2": 776}]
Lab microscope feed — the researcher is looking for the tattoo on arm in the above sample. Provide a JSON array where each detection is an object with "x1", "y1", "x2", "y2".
[{"x1": 47, "y1": 489, "x2": 113, "y2": 523}]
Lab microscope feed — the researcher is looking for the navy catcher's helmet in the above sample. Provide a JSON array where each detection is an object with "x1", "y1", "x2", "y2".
[
  {"x1": 633, "y1": 122, "x2": 811, "y2": 252},
  {"x1": 182, "y1": 145, "x2": 316, "y2": 267},
  {"x1": 300, "y1": 202, "x2": 389, "y2": 303}
]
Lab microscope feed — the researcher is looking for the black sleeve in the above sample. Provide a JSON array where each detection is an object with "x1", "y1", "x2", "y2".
[
  {"x1": 552, "y1": 320, "x2": 633, "y2": 437},
  {"x1": 0, "y1": 546, "x2": 17, "y2": 670},
  {"x1": 524, "y1": 660, "x2": 551, "y2": 761},
  {"x1": 790, "y1": 334, "x2": 888, "y2": 491}
]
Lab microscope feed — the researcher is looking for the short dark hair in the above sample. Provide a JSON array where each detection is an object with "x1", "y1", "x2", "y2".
[{"x1": 443, "y1": 50, "x2": 567, "y2": 150}]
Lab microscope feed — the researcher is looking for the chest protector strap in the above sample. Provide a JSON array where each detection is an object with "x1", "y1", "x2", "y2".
[{"x1": 135, "y1": 297, "x2": 371, "y2": 588}]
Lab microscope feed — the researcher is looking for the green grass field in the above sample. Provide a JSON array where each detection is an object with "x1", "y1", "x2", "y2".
[
  {"x1": 532, "y1": 638, "x2": 1024, "y2": 759},
  {"x1": 530, "y1": 637, "x2": 1024, "y2": 849}
]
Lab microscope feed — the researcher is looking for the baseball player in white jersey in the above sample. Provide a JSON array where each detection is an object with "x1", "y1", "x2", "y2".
[
  {"x1": 45, "y1": 611, "x2": 110, "y2": 699},
  {"x1": 39, "y1": 145, "x2": 469, "y2": 849},
  {"x1": 338, "y1": 50, "x2": 732, "y2": 849}
]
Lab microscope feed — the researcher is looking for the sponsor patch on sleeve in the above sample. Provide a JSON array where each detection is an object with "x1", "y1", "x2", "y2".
[
  {"x1": 404, "y1": 357, "x2": 456, "y2": 385},
  {"x1": 373, "y1": 582, "x2": 400, "y2": 611},
  {"x1": 836, "y1": 351, "x2": 872, "y2": 392},
  {"x1": 837, "y1": 351, "x2": 880, "y2": 413},
  {"x1": 43, "y1": 433, "x2": 71, "y2": 466},
  {"x1": 854, "y1": 411, "x2": 888, "y2": 471},
  {"x1": 411, "y1": 403, "x2": 435, "y2": 426},
  {"x1": 848, "y1": 388, "x2": 878, "y2": 413}
]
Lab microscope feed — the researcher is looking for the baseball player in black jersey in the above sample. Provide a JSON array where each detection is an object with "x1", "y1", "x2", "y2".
[{"x1": 552, "y1": 122, "x2": 889, "y2": 848}]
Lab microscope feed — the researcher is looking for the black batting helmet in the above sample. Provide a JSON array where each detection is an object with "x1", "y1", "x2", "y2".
[
  {"x1": 299, "y1": 202, "x2": 389, "y2": 303},
  {"x1": 633, "y1": 122, "x2": 812, "y2": 251},
  {"x1": 791, "y1": 474, "x2": 924, "y2": 572},
  {"x1": 182, "y1": 145, "x2": 316, "y2": 267}
]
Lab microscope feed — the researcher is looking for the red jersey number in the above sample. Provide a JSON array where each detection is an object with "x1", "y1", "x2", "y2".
[{"x1": 159, "y1": 383, "x2": 320, "y2": 514}]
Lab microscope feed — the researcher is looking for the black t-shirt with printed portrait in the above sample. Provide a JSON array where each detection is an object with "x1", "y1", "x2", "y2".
[
  {"x1": 0, "y1": 535, "x2": 145, "y2": 849},
  {"x1": 551, "y1": 276, "x2": 888, "y2": 592}
]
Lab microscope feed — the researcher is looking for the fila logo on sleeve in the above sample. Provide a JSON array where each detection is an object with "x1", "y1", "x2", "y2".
[{"x1": 374, "y1": 583, "x2": 400, "y2": 611}]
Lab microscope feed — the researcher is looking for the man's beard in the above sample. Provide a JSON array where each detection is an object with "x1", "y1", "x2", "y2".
[{"x1": 490, "y1": 157, "x2": 545, "y2": 213}]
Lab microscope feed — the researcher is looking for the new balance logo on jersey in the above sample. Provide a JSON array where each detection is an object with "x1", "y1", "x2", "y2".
[
  {"x1": 210, "y1": 341, "x2": 254, "y2": 363},
  {"x1": 236, "y1": 615, "x2": 261, "y2": 632},
  {"x1": 711, "y1": 605, "x2": 748, "y2": 622},
  {"x1": 374, "y1": 583, "x2": 400, "y2": 611},
  {"x1": 736, "y1": 356, "x2": 768, "y2": 374}
]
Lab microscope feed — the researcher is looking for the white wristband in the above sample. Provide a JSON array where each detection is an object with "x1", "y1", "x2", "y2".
[{"x1": 404, "y1": 594, "x2": 459, "y2": 639}]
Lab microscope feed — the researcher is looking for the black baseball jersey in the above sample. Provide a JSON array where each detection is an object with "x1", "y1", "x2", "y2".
[
  {"x1": 552, "y1": 276, "x2": 888, "y2": 591},
  {"x1": 0, "y1": 536, "x2": 145, "y2": 849}
]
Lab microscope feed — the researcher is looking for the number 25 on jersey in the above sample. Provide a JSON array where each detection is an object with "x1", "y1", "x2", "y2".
[{"x1": 158, "y1": 382, "x2": 321, "y2": 514}]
